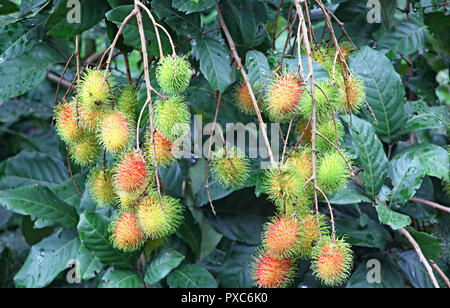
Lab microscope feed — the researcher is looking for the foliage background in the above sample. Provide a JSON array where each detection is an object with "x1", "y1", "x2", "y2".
[{"x1": 0, "y1": 0, "x2": 449, "y2": 288}]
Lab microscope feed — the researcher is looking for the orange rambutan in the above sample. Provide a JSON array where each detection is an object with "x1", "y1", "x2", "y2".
[
  {"x1": 54, "y1": 101, "x2": 84, "y2": 144},
  {"x1": 115, "y1": 151, "x2": 148, "y2": 193},
  {"x1": 287, "y1": 147, "x2": 313, "y2": 183},
  {"x1": 262, "y1": 216, "x2": 302, "y2": 259},
  {"x1": 233, "y1": 83, "x2": 260, "y2": 115},
  {"x1": 339, "y1": 73, "x2": 365, "y2": 113},
  {"x1": 145, "y1": 130, "x2": 178, "y2": 166},
  {"x1": 109, "y1": 211, "x2": 144, "y2": 252},
  {"x1": 251, "y1": 249, "x2": 296, "y2": 288}
]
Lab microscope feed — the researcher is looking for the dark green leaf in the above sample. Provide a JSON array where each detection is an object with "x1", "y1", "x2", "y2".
[
  {"x1": 335, "y1": 218, "x2": 392, "y2": 250},
  {"x1": 172, "y1": 0, "x2": 218, "y2": 14},
  {"x1": 328, "y1": 182, "x2": 372, "y2": 205},
  {"x1": 144, "y1": 247, "x2": 185, "y2": 285},
  {"x1": 402, "y1": 100, "x2": 447, "y2": 133},
  {"x1": 177, "y1": 208, "x2": 201, "y2": 257},
  {"x1": 77, "y1": 245, "x2": 105, "y2": 280},
  {"x1": 152, "y1": 0, "x2": 202, "y2": 37},
  {"x1": 0, "y1": 0, "x2": 19, "y2": 15},
  {"x1": 99, "y1": 268, "x2": 144, "y2": 288},
  {"x1": 217, "y1": 243, "x2": 256, "y2": 288},
  {"x1": 376, "y1": 201, "x2": 411, "y2": 230},
  {"x1": 405, "y1": 227, "x2": 442, "y2": 261},
  {"x1": 394, "y1": 250, "x2": 435, "y2": 288},
  {"x1": 245, "y1": 50, "x2": 271, "y2": 89},
  {"x1": 167, "y1": 264, "x2": 218, "y2": 288}
]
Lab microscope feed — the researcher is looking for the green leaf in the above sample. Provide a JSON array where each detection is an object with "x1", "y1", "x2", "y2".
[
  {"x1": 234, "y1": 0, "x2": 267, "y2": 47},
  {"x1": 77, "y1": 212, "x2": 133, "y2": 267},
  {"x1": 0, "y1": 151, "x2": 68, "y2": 190},
  {"x1": 217, "y1": 243, "x2": 256, "y2": 288},
  {"x1": 14, "y1": 229, "x2": 80, "y2": 288},
  {"x1": 424, "y1": 12, "x2": 450, "y2": 56},
  {"x1": 0, "y1": 186, "x2": 79, "y2": 229},
  {"x1": 144, "y1": 247, "x2": 185, "y2": 285},
  {"x1": 152, "y1": 0, "x2": 202, "y2": 37},
  {"x1": 349, "y1": 46, "x2": 406, "y2": 142},
  {"x1": 167, "y1": 264, "x2": 218, "y2": 288},
  {"x1": 394, "y1": 250, "x2": 435, "y2": 288},
  {"x1": 45, "y1": 0, "x2": 109, "y2": 37},
  {"x1": 172, "y1": 0, "x2": 218, "y2": 14},
  {"x1": 51, "y1": 174, "x2": 85, "y2": 210},
  {"x1": 0, "y1": 0, "x2": 19, "y2": 15},
  {"x1": 99, "y1": 268, "x2": 144, "y2": 288},
  {"x1": 195, "y1": 37, "x2": 234, "y2": 93},
  {"x1": 402, "y1": 100, "x2": 447, "y2": 133},
  {"x1": 343, "y1": 115, "x2": 388, "y2": 197},
  {"x1": 177, "y1": 208, "x2": 201, "y2": 257},
  {"x1": 376, "y1": 201, "x2": 411, "y2": 230},
  {"x1": 77, "y1": 245, "x2": 105, "y2": 281},
  {"x1": 245, "y1": 50, "x2": 271, "y2": 89},
  {"x1": 159, "y1": 162, "x2": 183, "y2": 198},
  {"x1": 405, "y1": 227, "x2": 442, "y2": 260},
  {"x1": 328, "y1": 182, "x2": 372, "y2": 205},
  {"x1": 335, "y1": 218, "x2": 392, "y2": 250}
]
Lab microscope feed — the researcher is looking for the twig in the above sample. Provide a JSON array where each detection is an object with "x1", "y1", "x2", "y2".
[
  {"x1": 316, "y1": 131, "x2": 354, "y2": 174},
  {"x1": 124, "y1": 53, "x2": 132, "y2": 85},
  {"x1": 66, "y1": 145, "x2": 82, "y2": 197},
  {"x1": 430, "y1": 260, "x2": 450, "y2": 288},
  {"x1": 410, "y1": 197, "x2": 450, "y2": 214},
  {"x1": 273, "y1": 0, "x2": 285, "y2": 49}
]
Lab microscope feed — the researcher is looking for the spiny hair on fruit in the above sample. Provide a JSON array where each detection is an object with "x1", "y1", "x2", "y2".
[
  {"x1": 145, "y1": 130, "x2": 179, "y2": 167},
  {"x1": 315, "y1": 119, "x2": 344, "y2": 153},
  {"x1": 117, "y1": 85, "x2": 138, "y2": 121},
  {"x1": 98, "y1": 110, "x2": 133, "y2": 153},
  {"x1": 262, "y1": 215, "x2": 303, "y2": 259},
  {"x1": 233, "y1": 83, "x2": 260, "y2": 115},
  {"x1": 156, "y1": 55, "x2": 192, "y2": 95},
  {"x1": 154, "y1": 95, "x2": 191, "y2": 141},
  {"x1": 78, "y1": 69, "x2": 115, "y2": 111},
  {"x1": 88, "y1": 167, "x2": 116, "y2": 207},
  {"x1": 69, "y1": 134, "x2": 100, "y2": 167},
  {"x1": 54, "y1": 101, "x2": 85, "y2": 144},
  {"x1": 114, "y1": 151, "x2": 149, "y2": 193},
  {"x1": 317, "y1": 150, "x2": 351, "y2": 195},
  {"x1": 109, "y1": 211, "x2": 145, "y2": 252},
  {"x1": 211, "y1": 146, "x2": 251, "y2": 187},
  {"x1": 299, "y1": 80, "x2": 342, "y2": 123},
  {"x1": 297, "y1": 213, "x2": 328, "y2": 258},
  {"x1": 338, "y1": 73, "x2": 366, "y2": 113}
]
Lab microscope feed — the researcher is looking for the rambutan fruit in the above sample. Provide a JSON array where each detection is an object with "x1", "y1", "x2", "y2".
[
  {"x1": 312, "y1": 46, "x2": 335, "y2": 74},
  {"x1": 78, "y1": 105, "x2": 103, "y2": 131},
  {"x1": 287, "y1": 147, "x2": 313, "y2": 183},
  {"x1": 156, "y1": 55, "x2": 192, "y2": 95},
  {"x1": 115, "y1": 151, "x2": 149, "y2": 193},
  {"x1": 250, "y1": 248, "x2": 296, "y2": 288},
  {"x1": 109, "y1": 211, "x2": 144, "y2": 252},
  {"x1": 211, "y1": 146, "x2": 250, "y2": 187},
  {"x1": 262, "y1": 216, "x2": 302, "y2": 259},
  {"x1": 339, "y1": 41, "x2": 355, "y2": 62},
  {"x1": 299, "y1": 80, "x2": 342, "y2": 123},
  {"x1": 338, "y1": 73, "x2": 365, "y2": 113},
  {"x1": 317, "y1": 150, "x2": 351, "y2": 195},
  {"x1": 278, "y1": 200, "x2": 311, "y2": 217},
  {"x1": 87, "y1": 167, "x2": 116, "y2": 207},
  {"x1": 98, "y1": 110, "x2": 132, "y2": 153},
  {"x1": 315, "y1": 119, "x2": 344, "y2": 153},
  {"x1": 78, "y1": 69, "x2": 115, "y2": 111},
  {"x1": 233, "y1": 83, "x2": 260, "y2": 115},
  {"x1": 311, "y1": 236, "x2": 353, "y2": 286},
  {"x1": 265, "y1": 72, "x2": 304, "y2": 123},
  {"x1": 117, "y1": 85, "x2": 138, "y2": 121},
  {"x1": 263, "y1": 164, "x2": 306, "y2": 208},
  {"x1": 136, "y1": 192, "x2": 184, "y2": 240},
  {"x1": 54, "y1": 101, "x2": 84, "y2": 144},
  {"x1": 116, "y1": 189, "x2": 141, "y2": 210},
  {"x1": 298, "y1": 213, "x2": 328, "y2": 258},
  {"x1": 69, "y1": 134, "x2": 100, "y2": 166},
  {"x1": 154, "y1": 96, "x2": 191, "y2": 141},
  {"x1": 145, "y1": 130, "x2": 178, "y2": 167},
  {"x1": 293, "y1": 118, "x2": 312, "y2": 144}
]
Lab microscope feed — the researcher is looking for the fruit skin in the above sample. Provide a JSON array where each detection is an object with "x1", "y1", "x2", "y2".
[
  {"x1": 338, "y1": 73, "x2": 365, "y2": 113},
  {"x1": 69, "y1": 134, "x2": 100, "y2": 166},
  {"x1": 109, "y1": 211, "x2": 145, "y2": 252},
  {"x1": 78, "y1": 69, "x2": 115, "y2": 111},
  {"x1": 339, "y1": 41, "x2": 355, "y2": 62},
  {"x1": 299, "y1": 80, "x2": 342, "y2": 123},
  {"x1": 211, "y1": 146, "x2": 250, "y2": 187},
  {"x1": 316, "y1": 119, "x2": 344, "y2": 153},
  {"x1": 78, "y1": 105, "x2": 103, "y2": 131},
  {"x1": 233, "y1": 83, "x2": 260, "y2": 115},
  {"x1": 136, "y1": 192, "x2": 184, "y2": 240},
  {"x1": 154, "y1": 96, "x2": 191, "y2": 141},
  {"x1": 297, "y1": 213, "x2": 328, "y2": 258},
  {"x1": 54, "y1": 101, "x2": 85, "y2": 144},
  {"x1": 98, "y1": 110, "x2": 132, "y2": 153},
  {"x1": 156, "y1": 55, "x2": 192, "y2": 95},
  {"x1": 262, "y1": 215, "x2": 302, "y2": 259},
  {"x1": 116, "y1": 189, "x2": 142, "y2": 210},
  {"x1": 250, "y1": 248, "x2": 297, "y2": 288},
  {"x1": 317, "y1": 150, "x2": 351, "y2": 195},
  {"x1": 310, "y1": 236, "x2": 353, "y2": 286},
  {"x1": 265, "y1": 72, "x2": 304, "y2": 123},
  {"x1": 114, "y1": 151, "x2": 149, "y2": 193},
  {"x1": 117, "y1": 85, "x2": 138, "y2": 122},
  {"x1": 145, "y1": 130, "x2": 179, "y2": 167},
  {"x1": 87, "y1": 167, "x2": 116, "y2": 207},
  {"x1": 287, "y1": 147, "x2": 313, "y2": 183}
]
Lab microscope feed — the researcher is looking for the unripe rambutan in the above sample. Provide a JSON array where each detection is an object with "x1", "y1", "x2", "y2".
[
  {"x1": 265, "y1": 73, "x2": 304, "y2": 123},
  {"x1": 312, "y1": 46, "x2": 335, "y2": 74},
  {"x1": 115, "y1": 151, "x2": 149, "y2": 193},
  {"x1": 78, "y1": 69, "x2": 115, "y2": 111},
  {"x1": 287, "y1": 147, "x2": 313, "y2": 183},
  {"x1": 299, "y1": 80, "x2": 342, "y2": 123},
  {"x1": 262, "y1": 216, "x2": 302, "y2": 259},
  {"x1": 298, "y1": 213, "x2": 328, "y2": 258},
  {"x1": 339, "y1": 41, "x2": 355, "y2": 62},
  {"x1": 145, "y1": 130, "x2": 179, "y2": 167},
  {"x1": 211, "y1": 146, "x2": 250, "y2": 187},
  {"x1": 317, "y1": 150, "x2": 351, "y2": 195},
  {"x1": 263, "y1": 164, "x2": 306, "y2": 209},
  {"x1": 154, "y1": 96, "x2": 191, "y2": 141},
  {"x1": 54, "y1": 101, "x2": 84, "y2": 144},
  {"x1": 233, "y1": 83, "x2": 260, "y2": 115},
  {"x1": 278, "y1": 200, "x2": 311, "y2": 217},
  {"x1": 69, "y1": 134, "x2": 100, "y2": 166},
  {"x1": 293, "y1": 118, "x2": 312, "y2": 144},
  {"x1": 136, "y1": 192, "x2": 184, "y2": 240},
  {"x1": 316, "y1": 119, "x2": 344, "y2": 153},
  {"x1": 78, "y1": 105, "x2": 103, "y2": 131},
  {"x1": 116, "y1": 189, "x2": 141, "y2": 210},
  {"x1": 88, "y1": 167, "x2": 116, "y2": 207},
  {"x1": 311, "y1": 236, "x2": 353, "y2": 286},
  {"x1": 156, "y1": 55, "x2": 192, "y2": 95},
  {"x1": 338, "y1": 73, "x2": 365, "y2": 113},
  {"x1": 109, "y1": 211, "x2": 144, "y2": 252},
  {"x1": 250, "y1": 249, "x2": 296, "y2": 288},
  {"x1": 117, "y1": 85, "x2": 138, "y2": 121},
  {"x1": 99, "y1": 110, "x2": 132, "y2": 153}
]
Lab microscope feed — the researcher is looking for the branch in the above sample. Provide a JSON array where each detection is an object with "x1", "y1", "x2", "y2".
[
  {"x1": 430, "y1": 260, "x2": 450, "y2": 288},
  {"x1": 410, "y1": 197, "x2": 450, "y2": 214}
]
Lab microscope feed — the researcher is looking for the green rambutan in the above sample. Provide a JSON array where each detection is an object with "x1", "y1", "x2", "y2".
[
  {"x1": 87, "y1": 167, "x2": 116, "y2": 207},
  {"x1": 299, "y1": 80, "x2": 342, "y2": 123},
  {"x1": 136, "y1": 192, "x2": 184, "y2": 240},
  {"x1": 265, "y1": 72, "x2": 304, "y2": 123},
  {"x1": 69, "y1": 134, "x2": 100, "y2": 166},
  {"x1": 338, "y1": 73, "x2": 366, "y2": 113},
  {"x1": 109, "y1": 211, "x2": 145, "y2": 252},
  {"x1": 116, "y1": 189, "x2": 141, "y2": 210},
  {"x1": 78, "y1": 105, "x2": 103, "y2": 131},
  {"x1": 311, "y1": 236, "x2": 353, "y2": 286},
  {"x1": 115, "y1": 151, "x2": 149, "y2": 193},
  {"x1": 317, "y1": 150, "x2": 351, "y2": 195},
  {"x1": 233, "y1": 83, "x2": 260, "y2": 115},
  {"x1": 54, "y1": 101, "x2": 84, "y2": 144},
  {"x1": 250, "y1": 248, "x2": 296, "y2": 288},
  {"x1": 78, "y1": 69, "x2": 115, "y2": 111},
  {"x1": 117, "y1": 85, "x2": 138, "y2": 121},
  {"x1": 98, "y1": 110, "x2": 132, "y2": 153},
  {"x1": 156, "y1": 55, "x2": 192, "y2": 95},
  {"x1": 298, "y1": 213, "x2": 328, "y2": 258},
  {"x1": 287, "y1": 147, "x2": 313, "y2": 183},
  {"x1": 211, "y1": 146, "x2": 250, "y2": 187},
  {"x1": 154, "y1": 96, "x2": 191, "y2": 141},
  {"x1": 262, "y1": 216, "x2": 302, "y2": 259},
  {"x1": 315, "y1": 119, "x2": 344, "y2": 153}
]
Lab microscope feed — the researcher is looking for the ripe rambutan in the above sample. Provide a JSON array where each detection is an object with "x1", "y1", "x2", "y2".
[
  {"x1": 154, "y1": 95, "x2": 191, "y2": 141},
  {"x1": 109, "y1": 211, "x2": 144, "y2": 252},
  {"x1": 211, "y1": 146, "x2": 250, "y2": 187},
  {"x1": 156, "y1": 55, "x2": 192, "y2": 95},
  {"x1": 69, "y1": 134, "x2": 100, "y2": 166},
  {"x1": 233, "y1": 83, "x2": 260, "y2": 115},
  {"x1": 262, "y1": 216, "x2": 302, "y2": 259},
  {"x1": 250, "y1": 248, "x2": 296, "y2": 288},
  {"x1": 99, "y1": 110, "x2": 132, "y2": 153},
  {"x1": 115, "y1": 151, "x2": 148, "y2": 193},
  {"x1": 298, "y1": 213, "x2": 328, "y2": 258},
  {"x1": 136, "y1": 192, "x2": 184, "y2": 240},
  {"x1": 311, "y1": 236, "x2": 353, "y2": 286},
  {"x1": 339, "y1": 73, "x2": 365, "y2": 113},
  {"x1": 54, "y1": 101, "x2": 84, "y2": 144},
  {"x1": 317, "y1": 150, "x2": 351, "y2": 195},
  {"x1": 299, "y1": 80, "x2": 342, "y2": 123},
  {"x1": 87, "y1": 167, "x2": 116, "y2": 207},
  {"x1": 316, "y1": 119, "x2": 344, "y2": 153},
  {"x1": 78, "y1": 69, "x2": 115, "y2": 111},
  {"x1": 145, "y1": 130, "x2": 178, "y2": 166},
  {"x1": 265, "y1": 72, "x2": 304, "y2": 123},
  {"x1": 117, "y1": 85, "x2": 138, "y2": 121}
]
